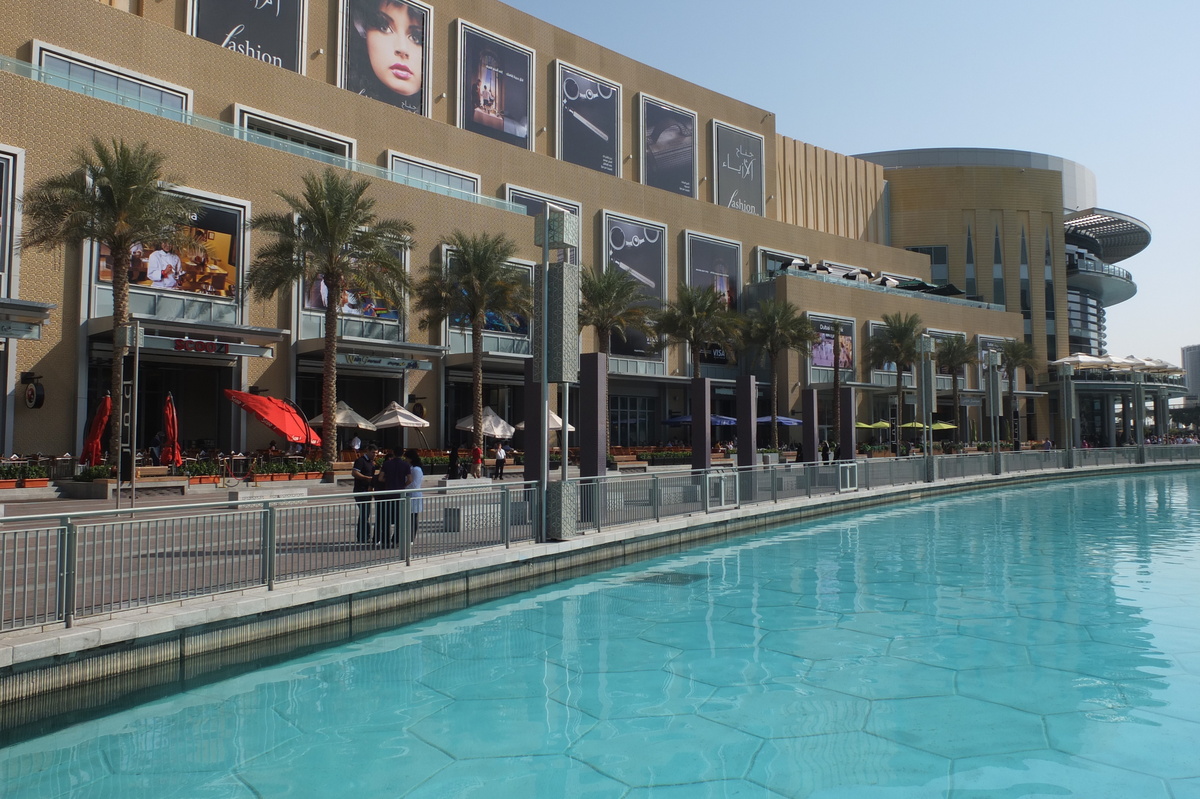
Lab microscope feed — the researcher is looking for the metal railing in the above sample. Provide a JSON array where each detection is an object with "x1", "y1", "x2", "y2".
[
  {"x1": 1, "y1": 481, "x2": 537, "y2": 632},
  {"x1": 4, "y1": 447, "x2": 1200, "y2": 633}
]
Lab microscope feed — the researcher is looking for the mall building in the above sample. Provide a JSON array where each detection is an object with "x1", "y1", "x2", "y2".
[{"x1": 0, "y1": 0, "x2": 1179, "y2": 457}]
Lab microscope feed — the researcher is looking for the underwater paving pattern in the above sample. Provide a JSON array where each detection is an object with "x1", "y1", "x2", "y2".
[{"x1": 3, "y1": 473, "x2": 1200, "y2": 797}]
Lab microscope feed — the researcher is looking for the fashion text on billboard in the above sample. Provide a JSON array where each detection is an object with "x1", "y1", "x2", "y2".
[
  {"x1": 191, "y1": 0, "x2": 304, "y2": 73},
  {"x1": 713, "y1": 121, "x2": 765, "y2": 216}
]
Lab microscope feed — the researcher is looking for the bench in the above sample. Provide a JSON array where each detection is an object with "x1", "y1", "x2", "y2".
[
  {"x1": 136, "y1": 466, "x2": 170, "y2": 478},
  {"x1": 616, "y1": 460, "x2": 647, "y2": 473}
]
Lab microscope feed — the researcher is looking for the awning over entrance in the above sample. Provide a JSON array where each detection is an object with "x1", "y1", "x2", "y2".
[{"x1": 0, "y1": 297, "x2": 55, "y2": 340}]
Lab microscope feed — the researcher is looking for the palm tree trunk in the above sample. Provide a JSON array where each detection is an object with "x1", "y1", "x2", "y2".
[
  {"x1": 109, "y1": 248, "x2": 131, "y2": 469},
  {"x1": 472, "y1": 317, "x2": 485, "y2": 454},
  {"x1": 321, "y1": 272, "x2": 341, "y2": 465},
  {"x1": 691, "y1": 341, "x2": 702, "y2": 379},
  {"x1": 769, "y1": 351, "x2": 779, "y2": 451}
]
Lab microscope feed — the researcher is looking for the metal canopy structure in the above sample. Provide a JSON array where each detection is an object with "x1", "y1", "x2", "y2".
[{"x1": 1064, "y1": 208, "x2": 1151, "y2": 263}]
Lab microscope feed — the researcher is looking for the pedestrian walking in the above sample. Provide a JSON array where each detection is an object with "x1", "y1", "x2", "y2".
[
  {"x1": 405, "y1": 449, "x2": 424, "y2": 543},
  {"x1": 494, "y1": 441, "x2": 507, "y2": 479}
]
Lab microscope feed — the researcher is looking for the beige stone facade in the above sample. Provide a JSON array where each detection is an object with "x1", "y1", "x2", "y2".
[{"x1": 0, "y1": 0, "x2": 1112, "y2": 457}]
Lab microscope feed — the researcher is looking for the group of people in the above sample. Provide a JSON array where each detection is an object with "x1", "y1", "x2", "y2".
[
  {"x1": 446, "y1": 442, "x2": 510, "y2": 479},
  {"x1": 350, "y1": 446, "x2": 425, "y2": 547}
]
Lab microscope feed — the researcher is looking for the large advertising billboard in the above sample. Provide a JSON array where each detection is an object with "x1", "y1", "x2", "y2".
[
  {"x1": 458, "y1": 22, "x2": 533, "y2": 150},
  {"x1": 98, "y1": 197, "x2": 241, "y2": 300},
  {"x1": 190, "y1": 0, "x2": 305, "y2": 73},
  {"x1": 686, "y1": 232, "x2": 740, "y2": 365},
  {"x1": 506, "y1": 186, "x2": 580, "y2": 265},
  {"x1": 640, "y1": 95, "x2": 695, "y2": 198},
  {"x1": 340, "y1": 0, "x2": 431, "y2": 115},
  {"x1": 812, "y1": 316, "x2": 855, "y2": 371},
  {"x1": 604, "y1": 212, "x2": 665, "y2": 358},
  {"x1": 712, "y1": 120, "x2": 765, "y2": 216},
  {"x1": 303, "y1": 272, "x2": 402, "y2": 321},
  {"x1": 556, "y1": 62, "x2": 619, "y2": 176}
]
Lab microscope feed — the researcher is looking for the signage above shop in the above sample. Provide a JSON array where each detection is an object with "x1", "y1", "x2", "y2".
[
  {"x1": 336, "y1": 354, "x2": 433, "y2": 371},
  {"x1": 141, "y1": 335, "x2": 274, "y2": 358},
  {"x1": 0, "y1": 320, "x2": 43, "y2": 340}
]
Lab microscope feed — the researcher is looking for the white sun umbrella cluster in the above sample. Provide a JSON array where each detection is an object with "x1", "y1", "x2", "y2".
[
  {"x1": 309, "y1": 400, "x2": 377, "y2": 431},
  {"x1": 1052, "y1": 353, "x2": 1184, "y2": 374}
]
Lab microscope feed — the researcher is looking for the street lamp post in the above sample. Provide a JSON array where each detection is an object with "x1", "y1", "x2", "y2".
[
  {"x1": 986, "y1": 350, "x2": 1002, "y2": 475},
  {"x1": 1060, "y1": 363, "x2": 1075, "y2": 468},
  {"x1": 917, "y1": 334, "x2": 935, "y2": 482}
]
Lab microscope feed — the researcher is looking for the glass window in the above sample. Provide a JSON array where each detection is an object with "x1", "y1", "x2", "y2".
[
  {"x1": 40, "y1": 51, "x2": 188, "y2": 116},
  {"x1": 390, "y1": 155, "x2": 478, "y2": 197}
]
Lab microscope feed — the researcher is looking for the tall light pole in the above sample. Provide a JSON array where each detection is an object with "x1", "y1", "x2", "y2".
[
  {"x1": 986, "y1": 350, "x2": 1002, "y2": 475},
  {"x1": 1060, "y1": 363, "x2": 1075, "y2": 468},
  {"x1": 917, "y1": 334, "x2": 935, "y2": 482}
]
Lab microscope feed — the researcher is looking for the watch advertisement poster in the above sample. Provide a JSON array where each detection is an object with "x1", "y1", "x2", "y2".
[
  {"x1": 556, "y1": 62, "x2": 619, "y2": 176},
  {"x1": 340, "y1": 0, "x2": 432, "y2": 115},
  {"x1": 812, "y1": 316, "x2": 855, "y2": 371},
  {"x1": 458, "y1": 22, "x2": 534, "y2": 150},
  {"x1": 604, "y1": 212, "x2": 665, "y2": 358},
  {"x1": 190, "y1": 0, "x2": 305, "y2": 73},
  {"x1": 640, "y1": 95, "x2": 696, "y2": 198},
  {"x1": 713, "y1": 121, "x2": 765, "y2": 216},
  {"x1": 686, "y1": 232, "x2": 740, "y2": 364}
]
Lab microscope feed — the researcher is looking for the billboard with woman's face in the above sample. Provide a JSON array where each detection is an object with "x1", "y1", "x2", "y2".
[
  {"x1": 556, "y1": 62, "x2": 619, "y2": 176},
  {"x1": 641, "y1": 95, "x2": 695, "y2": 197},
  {"x1": 458, "y1": 22, "x2": 534, "y2": 150},
  {"x1": 604, "y1": 212, "x2": 665, "y2": 358},
  {"x1": 811, "y1": 316, "x2": 855, "y2": 370},
  {"x1": 341, "y1": 0, "x2": 430, "y2": 115},
  {"x1": 190, "y1": 0, "x2": 305, "y2": 73},
  {"x1": 686, "y1": 232, "x2": 740, "y2": 365},
  {"x1": 713, "y1": 120, "x2": 765, "y2": 216}
]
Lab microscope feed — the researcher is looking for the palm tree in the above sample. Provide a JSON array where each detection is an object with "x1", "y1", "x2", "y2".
[
  {"x1": 999, "y1": 339, "x2": 1037, "y2": 450},
  {"x1": 744, "y1": 300, "x2": 817, "y2": 450},
  {"x1": 935, "y1": 334, "x2": 977, "y2": 435},
  {"x1": 20, "y1": 138, "x2": 196, "y2": 466},
  {"x1": 579, "y1": 265, "x2": 656, "y2": 455},
  {"x1": 865, "y1": 312, "x2": 924, "y2": 445},
  {"x1": 414, "y1": 230, "x2": 531, "y2": 455},
  {"x1": 245, "y1": 168, "x2": 413, "y2": 465},
  {"x1": 653, "y1": 284, "x2": 741, "y2": 379}
]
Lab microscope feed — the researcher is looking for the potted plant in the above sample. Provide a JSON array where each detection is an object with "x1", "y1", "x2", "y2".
[
  {"x1": 73, "y1": 464, "x2": 114, "y2": 482},
  {"x1": 0, "y1": 463, "x2": 20, "y2": 489},
  {"x1": 18, "y1": 464, "x2": 49, "y2": 488},
  {"x1": 184, "y1": 461, "x2": 220, "y2": 484}
]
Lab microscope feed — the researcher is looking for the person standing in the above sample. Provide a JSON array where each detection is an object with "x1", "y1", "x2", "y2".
[
  {"x1": 469, "y1": 443, "x2": 483, "y2": 478},
  {"x1": 377, "y1": 449, "x2": 411, "y2": 547},
  {"x1": 447, "y1": 447, "x2": 459, "y2": 480},
  {"x1": 147, "y1": 241, "x2": 181, "y2": 289},
  {"x1": 404, "y1": 449, "x2": 424, "y2": 543},
  {"x1": 494, "y1": 441, "x2": 507, "y2": 479},
  {"x1": 350, "y1": 445, "x2": 377, "y2": 543}
]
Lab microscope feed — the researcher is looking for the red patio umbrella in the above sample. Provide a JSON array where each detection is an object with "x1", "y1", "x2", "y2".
[
  {"x1": 81, "y1": 394, "x2": 111, "y2": 466},
  {"x1": 223, "y1": 389, "x2": 322, "y2": 446},
  {"x1": 160, "y1": 392, "x2": 183, "y2": 467}
]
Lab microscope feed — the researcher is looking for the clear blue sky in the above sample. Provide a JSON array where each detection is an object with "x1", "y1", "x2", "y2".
[{"x1": 502, "y1": 0, "x2": 1200, "y2": 363}]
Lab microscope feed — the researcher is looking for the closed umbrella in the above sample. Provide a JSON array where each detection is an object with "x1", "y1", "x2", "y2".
[
  {"x1": 160, "y1": 392, "x2": 183, "y2": 468},
  {"x1": 81, "y1": 394, "x2": 112, "y2": 466},
  {"x1": 224, "y1": 389, "x2": 322, "y2": 445}
]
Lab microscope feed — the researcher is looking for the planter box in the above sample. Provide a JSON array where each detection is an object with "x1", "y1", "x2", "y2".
[
  {"x1": 188, "y1": 476, "x2": 220, "y2": 485},
  {"x1": 759, "y1": 452, "x2": 779, "y2": 465},
  {"x1": 19, "y1": 478, "x2": 49, "y2": 488},
  {"x1": 0, "y1": 479, "x2": 19, "y2": 489}
]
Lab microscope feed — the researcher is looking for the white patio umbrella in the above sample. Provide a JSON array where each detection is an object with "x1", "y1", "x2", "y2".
[
  {"x1": 455, "y1": 406, "x2": 516, "y2": 439},
  {"x1": 515, "y1": 409, "x2": 575, "y2": 431},
  {"x1": 369, "y1": 401, "x2": 429, "y2": 430},
  {"x1": 309, "y1": 400, "x2": 377, "y2": 431},
  {"x1": 371, "y1": 400, "x2": 430, "y2": 446}
]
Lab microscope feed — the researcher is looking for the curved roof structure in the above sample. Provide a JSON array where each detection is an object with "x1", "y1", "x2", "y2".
[{"x1": 1063, "y1": 208, "x2": 1152, "y2": 263}]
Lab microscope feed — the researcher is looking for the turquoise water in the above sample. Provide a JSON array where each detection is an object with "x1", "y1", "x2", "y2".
[{"x1": 4, "y1": 472, "x2": 1200, "y2": 797}]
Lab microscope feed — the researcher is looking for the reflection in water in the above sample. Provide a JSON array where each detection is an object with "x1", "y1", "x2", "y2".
[{"x1": 3, "y1": 473, "x2": 1200, "y2": 797}]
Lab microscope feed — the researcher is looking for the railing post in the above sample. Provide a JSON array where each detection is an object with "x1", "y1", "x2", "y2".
[
  {"x1": 400, "y1": 497, "x2": 412, "y2": 564},
  {"x1": 262, "y1": 505, "x2": 277, "y2": 590},
  {"x1": 652, "y1": 475, "x2": 661, "y2": 522},
  {"x1": 594, "y1": 480, "x2": 604, "y2": 534},
  {"x1": 703, "y1": 470, "x2": 712, "y2": 514},
  {"x1": 501, "y1": 487, "x2": 512, "y2": 547},
  {"x1": 60, "y1": 516, "x2": 77, "y2": 628},
  {"x1": 770, "y1": 464, "x2": 778, "y2": 503}
]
